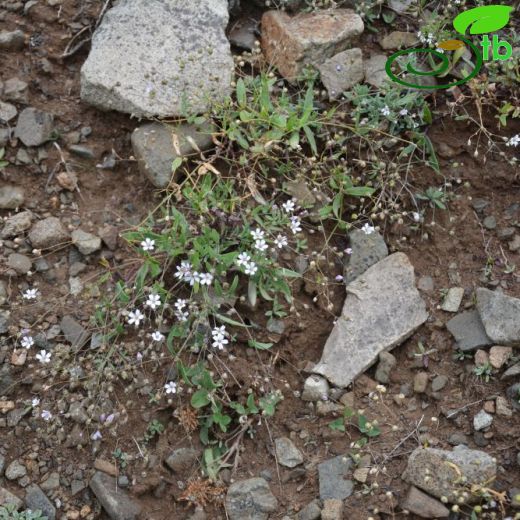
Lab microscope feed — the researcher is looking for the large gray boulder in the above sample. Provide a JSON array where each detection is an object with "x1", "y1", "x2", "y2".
[
  {"x1": 313, "y1": 253, "x2": 428, "y2": 387},
  {"x1": 81, "y1": 0, "x2": 233, "y2": 118}
]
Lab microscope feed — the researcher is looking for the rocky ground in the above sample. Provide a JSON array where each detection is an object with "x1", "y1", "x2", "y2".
[{"x1": 0, "y1": 1, "x2": 519, "y2": 520}]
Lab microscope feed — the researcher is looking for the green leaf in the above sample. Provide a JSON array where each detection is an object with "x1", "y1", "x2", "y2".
[
  {"x1": 423, "y1": 105, "x2": 433, "y2": 125},
  {"x1": 246, "y1": 394, "x2": 259, "y2": 414},
  {"x1": 329, "y1": 418, "x2": 346, "y2": 432},
  {"x1": 191, "y1": 390, "x2": 211, "y2": 409},
  {"x1": 344, "y1": 186, "x2": 375, "y2": 197},
  {"x1": 303, "y1": 125, "x2": 318, "y2": 155},
  {"x1": 239, "y1": 110, "x2": 255, "y2": 122},
  {"x1": 236, "y1": 78, "x2": 247, "y2": 107},
  {"x1": 171, "y1": 156, "x2": 183, "y2": 174},
  {"x1": 453, "y1": 5, "x2": 513, "y2": 35},
  {"x1": 214, "y1": 313, "x2": 250, "y2": 328},
  {"x1": 278, "y1": 268, "x2": 301, "y2": 278},
  {"x1": 248, "y1": 340, "x2": 273, "y2": 350}
]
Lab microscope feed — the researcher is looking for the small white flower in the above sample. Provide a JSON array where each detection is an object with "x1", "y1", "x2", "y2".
[
  {"x1": 175, "y1": 298, "x2": 187, "y2": 310},
  {"x1": 245, "y1": 262, "x2": 258, "y2": 276},
  {"x1": 212, "y1": 325, "x2": 226, "y2": 340},
  {"x1": 186, "y1": 271, "x2": 200, "y2": 286},
  {"x1": 506, "y1": 134, "x2": 520, "y2": 147},
  {"x1": 282, "y1": 199, "x2": 296, "y2": 213},
  {"x1": 136, "y1": 352, "x2": 143, "y2": 361},
  {"x1": 412, "y1": 212, "x2": 421, "y2": 222},
  {"x1": 361, "y1": 223, "x2": 375, "y2": 235},
  {"x1": 21, "y1": 336, "x2": 34, "y2": 349},
  {"x1": 199, "y1": 272, "x2": 214, "y2": 286},
  {"x1": 289, "y1": 216, "x2": 302, "y2": 234},
  {"x1": 146, "y1": 293, "x2": 161, "y2": 310},
  {"x1": 164, "y1": 381, "x2": 177, "y2": 394},
  {"x1": 212, "y1": 336, "x2": 229, "y2": 350},
  {"x1": 335, "y1": 275, "x2": 344, "y2": 282},
  {"x1": 31, "y1": 398, "x2": 40, "y2": 407},
  {"x1": 23, "y1": 288, "x2": 39, "y2": 300},
  {"x1": 254, "y1": 239, "x2": 268, "y2": 252},
  {"x1": 151, "y1": 331, "x2": 165, "y2": 342},
  {"x1": 41, "y1": 410, "x2": 52, "y2": 421},
  {"x1": 380, "y1": 106, "x2": 391, "y2": 117},
  {"x1": 175, "y1": 261, "x2": 192, "y2": 280},
  {"x1": 141, "y1": 238, "x2": 155, "y2": 251},
  {"x1": 251, "y1": 228, "x2": 265, "y2": 240},
  {"x1": 175, "y1": 310, "x2": 189, "y2": 322},
  {"x1": 345, "y1": 247, "x2": 353, "y2": 255},
  {"x1": 127, "y1": 309, "x2": 145, "y2": 327},
  {"x1": 91, "y1": 430, "x2": 102, "y2": 441},
  {"x1": 399, "y1": 108, "x2": 409, "y2": 116},
  {"x1": 237, "y1": 252, "x2": 251, "y2": 266},
  {"x1": 436, "y1": 47, "x2": 445, "y2": 54},
  {"x1": 274, "y1": 234, "x2": 288, "y2": 249},
  {"x1": 36, "y1": 350, "x2": 51, "y2": 364}
]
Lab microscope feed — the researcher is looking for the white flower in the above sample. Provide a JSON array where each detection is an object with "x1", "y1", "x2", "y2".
[
  {"x1": 175, "y1": 261, "x2": 192, "y2": 280},
  {"x1": 36, "y1": 350, "x2": 51, "y2": 364},
  {"x1": 41, "y1": 410, "x2": 52, "y2": 421},
  {"x1": 175, "y1": 310, "x2": 189, "y2": 322},
  {"x1": 274, "y1": 234, "x2": 288, "y2": 249},
  {"x1": 251, "y1": 228, "x2": 265, "y2": 240},
  {"x1": 141, "y1": 238, "x2": 155, "y2": 251},
  {"x1": 212, "y1": 336, "x2": 229, "y2": 350},
  {"x1": 146, "y1": 293, "x2": 161, "y2": 310},
  {"x1": 380, "y1": 106, "x2": 391, "y2": 117},
  {"x1": 436, "y1": 47, "x2": 445, "y2": 54},
  {"x1": 21, "y1": 336, "x2": 34, "y2": 349},
  {"x1": 212, "y1": 325, "x2": 226, "y2": 341},
  {"x1": 282, "y1": 199, "x2": 296, "y2": 213},
  {"x1": 412, "y1": 212, "x2": 421, "y2": 222},
  {"x1": 254, "y1": 239, "x2": 268, "y2": 252},
  {"x1": 199, "y1": 272, "x2": 214, "y2": 286},
  {"x1": 175, "y1": 298, "x2": 187, "y2": 310},
  {"x1": 91, "y1": 430, "x2": 102, "y2": 441},
  {"x1": 361, "y1": 223, "x2": 375, "y2": 235},
  {"x1": 31, "y1": 398, "x2": 40, "y2": 407},
  {"x1": 335, "y1": 275, "x2": 344, "y2": 282},
  {"x1": 186, "y1": 271, "x2": 200, "y2": 286},
  {"x1": 506, "y1": 134, "x2": 520, "y2": 147},
  {"x1": 23, "y1": 288, "x2": 39, "y2": 300},
  {"x1": 399, "y1": 108, "x2": 409, "y2": 116},
  {"x1": 245, "y1": 262, "x2": 258, "y2": 276},
  {"x1": 289, "y1": 216, "x2": 302, "y2": 234},
  {"x1": 136, "y1": 352, "x2": 143, "y2": 361},
  {"x1": 127, "y1": 309, "x2": 145, "y2": 327},
  {"x1": 152, "y1": 331, "x2": 165, "y2": 342},
  {"x1": 237, "y1": 252, "x2": 251, "y2": 266},
  {"x1": 345, "y1": 247, "x2": 353, "y2": 255},
  {"x1": 164, "y1": 381, "x2": 177, "y2": 394}
]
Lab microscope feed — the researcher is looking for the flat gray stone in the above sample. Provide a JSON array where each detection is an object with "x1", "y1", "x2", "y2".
[
  {"x1": 5, "y1": 460, "x2": 26, "y2": 480},
  {"x1": 164, "y1": 448, "x2": 199, "y2": 473},
  {"x1": 402, "y1": 446, "x2": 496, "y2": 503},
  {"x1": 476, "y1": 288, "x2": 520, "y2": 346},
  {"x1": 81, "y1": 0, "x2": 233, "y2": 117},
  {"x1": 301, "y1": 375, "x2": 329, "y2": 401},
  {"x1": 401, "y1": 486, "x2": 449, "y2": 519},
  {"x1": 6, "y1": 253, "x2": 31, "y2": 275},
  {"x1": 313, "y1": 253, "x2": 428, "y2": 387},
  {"x1": 131, "y1": 122, "x2": 214, "y2": 188},
  {"x1": 380, "y1": 31, "x2": 418, "y2": 50},
  {"x1": 15, "y1": 108, "x2": 54, "y2": 147},
  {"x1": 0, "y1": 30, "x2": 25, "y2": 50},
  {"x1": 71, "y1": 229, "x2": 101, "y2": 255},
  {"x1": 318, "y1": 48, "x2": 364, "y2": 100},
  {"x1": 344, "y1": 229, "x2": 388, "y2": 284},
  {"x1": 446, "y1": 310, "x2": 492, "y2": 351},
  {"x1": 90, "y1": 471, "x2": 142, "y2": 520},
  {"x1": 364, "y1": 54, "x2": 389, "y2": 89},
  {"x1": 318, "y1": 455, "x2": 354, "y2": 500},
  {"x1": 0, "y1": 101, "x2": 17, "y2": 122},
  {"x1": 441, "y1": 287, "x2": 464, "y2": 313},
  {"x1": 473, "y1": 409, "x2": 493, "y2": 431},
  {"x1": 1, "y1": 211, "x2": 33, "y2": 238},
  {"x1": 0, "y1": 185, "x2": 25, "y2": 209},
  {"x1": 225, "y1": 477, "x2": 278, "y2": 520},
  {"x1": 274, "y1": 437, "x2": 304, "y2": 468},
  {"x1": 0, "y1": 486, "x2": 23, "y2": 510},
  {"x1": 60, "y1": 315, "x2": 90, "y2": 349},
  {"x1": 25, "y1": 484, "x2": 56, "y2": 520},
  {"x1": 29, "y1": 217, "x2": 70, "y2": 249}
]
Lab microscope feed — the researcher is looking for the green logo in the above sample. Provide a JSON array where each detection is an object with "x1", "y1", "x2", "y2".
[{"x1": 385, "y1": 5, "x2": 514, "y2": 89}]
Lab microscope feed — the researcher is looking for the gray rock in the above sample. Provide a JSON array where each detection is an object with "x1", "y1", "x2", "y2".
[
  {"x1": 431, "y1": 375, "x2": 448, "y2": 392},
  {"x1": 6, "y1": 253, "x2": 31, "y2": 275},
  {"x1": 446, "y1": 310, "x2": 492, "y2": 351},
  {"x1": 40, "y1": 472, "x2": 61, "y2": 491},
  {"x1": 0, "y1": 281, "x2": 6, "y2": 305},
  {"x1": 68, "y1": 401, "x2": 89, "y2": 424},
  {"x1": 0, "y1": 454, "x2": 4, "y2": 475},
  {"x1": 297, "y1": 499, "x2": 321, "y2": 520},
  {"x1": 502, "y1": 363, "x2": 520, "y2": 380},
  {"x1": 506, "y1": 383, "x2": 520, "y2": 411},
  {"x1": 165, "y1": 448, "x2": 199, "y2": 473},
  {"x1": 5, "y1": 459, "x2": 26, "y2": 480},
  {"x1": 318, "y1": 48, "x2": 364, "y2": 100},
  {"x1": 29, "y1": 217, "x2": 70, "y2": 249},
  {"x1": 483, "y1": 216, "x2": 497, "y2": 230},
  {"x1": 71, "y1": 229, "x2": 101, "y2": 255},
  {"x1": 476, "y1": 288, "x2": 520, "y2": 346},
  {"x1": 0, "y1": 30, "x2": 25, "y2": 50},
  {"x1": 90, "y1": 471, "x2": 142, "y2": 520},
  {"x1": 1, "y1": 210, "x2": 33, "y2": 238},
  {"x1": 448, "y1": 433, "x2": 468, "y2": 446},
  {"x1": 374, "y1": 351, "x2": 396, "y2": 384},
  {"x1": 301, "y1": 375, "x2": 329, "y2": 401},
  {"x1": 81, "y1": 0, "x2": 233, "y2": 117},
  {"x1": 0, "y1": 311, "x2": 10, "y2": 334},
  {"x1": 3, "y1": 78, "x2": 28, "y2": 104},
  {"x1": 0, "y1": 366, "x2": 14, "y2": 395},
  {"x1": 496, "y1": 396, "x2": 512, "y2": 417},
  {"x1": 388, "y1": 0, "x2": 414, "y2": 13},
  {"x1": 321, "y1": 499, "x2": 343, "y2": 520},
  {"x1": 0, "y1": 101, "x2": 17, "y2": 122},
  {"x1": 0, "y1": 486, "x2": 23, "y2": 510},
  {"x1": 402, "y1": 446, "x2": 496, "y2": 503},
  {"x1": 266, "y1": 319, "x2": 285, "y2": 335},
  {"x1": 401, "y1": 486, "x2": 449, "y2": 518},
  {"x1": 229, "y1": 19, "x2": 258, "y2": 51},
  {"x1": 364, "y1": 54, "x2": 389, "y2": 89},
  {"x1": 131, "y1": 122, "x2": 214, "y2": 188},
  {"x1": 274, "y1": 437, "x2": 304, "y2": 468},
  {"x1": 14, "y1": 108, "x2": 54, "y2": 147},
  {"x1": 0, "y1": 185, "x2": 25, "y2": 209},
  {"x1": 0, "y1": 128, "x2": 10, "y2": 147},
  {"x1": 471, "y1": 198, "x2": 490, "y2": 213},
  {"x1": 441, "y1": 287, "x2": 464, "y2": 313},
  {"x1": 380, "y1": 31, "x2": 418, "y2": 50},
  {"x1": 225, "y1": 477, "x2": 278, "y2": 520},
  {"x1": 473, "y1": 409, "x2": 493, "y2": 431},
  {"x1": 60, "y1": 315, "x2": 90, "y2": 349},
  {"x1": 313, "y1": 253, "x2": 428, "y2": 387},
  {"x1": 344, "y1": 228, "x2": 388, "y2": 284},
  {"x1": 413, "y1": 372, "x2": 429, "y2": 393},
  {"x1": 68, "y1": 145, "x2": 96, "y2": 159},
  {"x1": 318, "y1": 455, "x2": 354, "y2": 500},
  {"x1": 25, "y1": 484, "x2": 56, "y2": 520}
]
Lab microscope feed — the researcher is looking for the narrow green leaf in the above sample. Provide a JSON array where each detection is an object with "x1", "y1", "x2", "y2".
[{"x1": 248, "y1": 340, "x2": 273, "y2": 350}]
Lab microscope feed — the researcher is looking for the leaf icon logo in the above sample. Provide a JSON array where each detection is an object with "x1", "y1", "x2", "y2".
[{"x1": 453, "y1": 5, "x2": 514, "y2": 35}]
